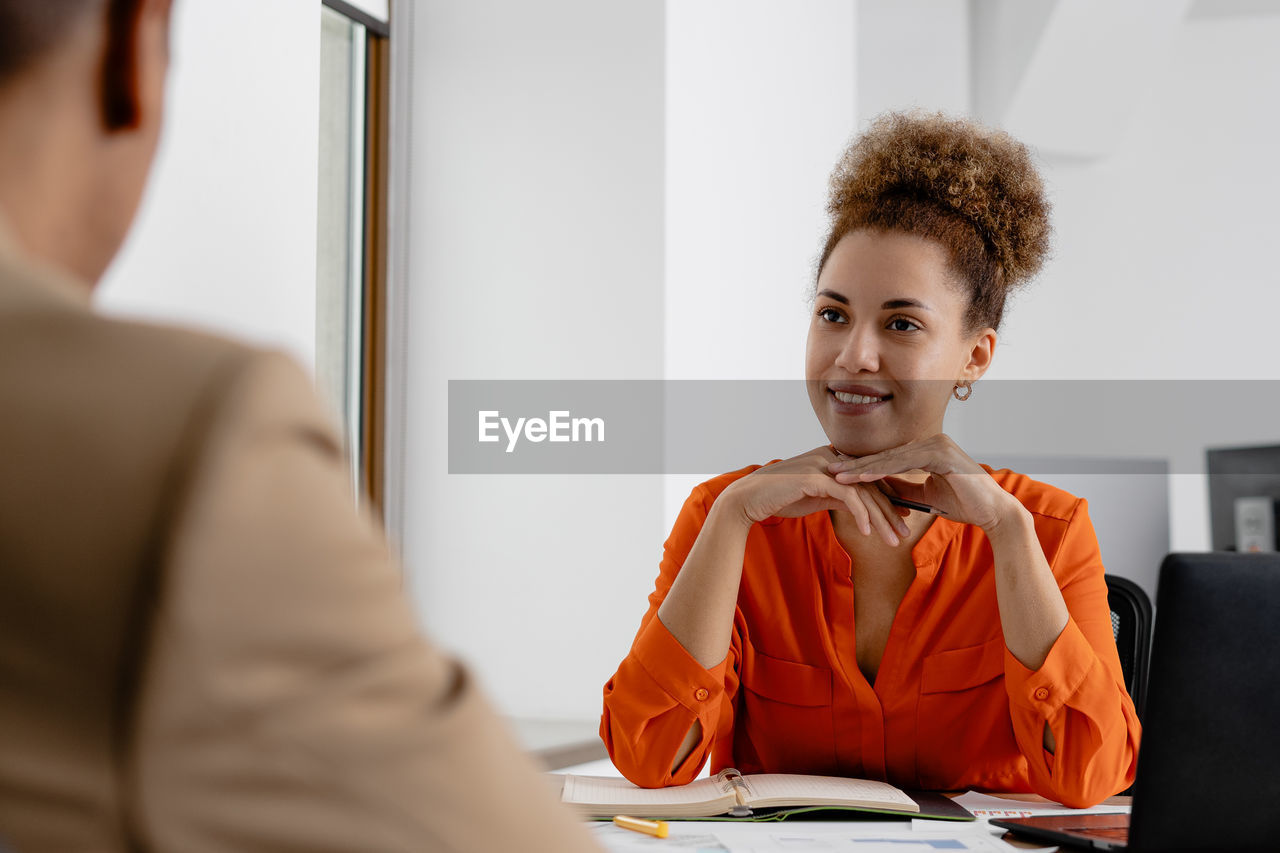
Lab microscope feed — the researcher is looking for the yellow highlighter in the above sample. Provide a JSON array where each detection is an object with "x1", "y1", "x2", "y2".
[{"x1": 612, "y1": 815, "x2": 669, "y2": 838}]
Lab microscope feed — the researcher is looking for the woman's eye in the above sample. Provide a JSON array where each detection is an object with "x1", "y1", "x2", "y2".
[
  {"x1": 818, "y1": 307, "x2": 846, "y2": 324},
  {"x1": 887, "y1": 316, "x2": 920, "y2": 332}
]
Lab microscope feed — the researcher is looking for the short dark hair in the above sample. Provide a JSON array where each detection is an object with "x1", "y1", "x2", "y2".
[{"x1": 0, "y1": 0, "x2": 103, "y2": 82}]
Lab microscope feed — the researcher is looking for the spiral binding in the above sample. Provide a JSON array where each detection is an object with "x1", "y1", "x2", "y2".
[{"x1": 715, "y1": 768, "x2": 754, "y2": 817}]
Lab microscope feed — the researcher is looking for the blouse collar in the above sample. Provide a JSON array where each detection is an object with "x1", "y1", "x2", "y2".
[{"x1": 808, "y1": 508, "x2": 965, "y2": 585}]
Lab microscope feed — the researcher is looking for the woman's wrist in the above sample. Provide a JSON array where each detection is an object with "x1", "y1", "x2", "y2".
[
  {"x1": 980, "y1": 493, "x2": 1032, "y2": 540},
  {"x1": 710, "y1": 484, "x2": 759, "y2": 533}
]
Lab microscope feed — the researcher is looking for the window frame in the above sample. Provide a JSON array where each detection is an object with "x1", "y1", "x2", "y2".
[{"x1": 320, "y1": 0, "x2": 391, "y2": 517}]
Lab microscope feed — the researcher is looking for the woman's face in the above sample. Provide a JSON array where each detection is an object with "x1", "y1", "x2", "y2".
[{"x1": 806, "y1": 228, "x2": 996, "y2": 457}]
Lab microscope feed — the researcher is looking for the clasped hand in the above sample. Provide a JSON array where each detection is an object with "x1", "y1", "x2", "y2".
[
  {"x1": 721, "y1": 436, "x2": 1019, "y2": 547},
  {"x1": 826, "y1": 434, "x2": 1020, "y2": 533},
  {"x1": 720, "y1": 445, "x2": 912, "y2": 547}
]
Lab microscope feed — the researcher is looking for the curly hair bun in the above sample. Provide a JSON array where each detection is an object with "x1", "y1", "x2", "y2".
[{"x1": 822, "y1": 111, "x2": 1052, "y2": 330}]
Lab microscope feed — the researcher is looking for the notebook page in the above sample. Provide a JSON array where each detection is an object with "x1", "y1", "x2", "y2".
[
  {"x1": 561, "y1": 774, "x2": 728, "y2": 808},
  {"x1": 743, "y1": 774, "x2": 918, "y2": 809}
]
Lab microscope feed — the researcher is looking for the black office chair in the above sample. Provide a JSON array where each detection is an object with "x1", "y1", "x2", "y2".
[{"x1": 1104, "y1": 574, "x2": 1152, "y2": 721}]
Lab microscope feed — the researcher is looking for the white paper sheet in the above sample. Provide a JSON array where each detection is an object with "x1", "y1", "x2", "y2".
[
  {"x1": 591, "y1": 819, "x2": 1032, "y2": 853},
  {"x1": 952, "y1": 789, "x2": 1131, "y2": 819}
]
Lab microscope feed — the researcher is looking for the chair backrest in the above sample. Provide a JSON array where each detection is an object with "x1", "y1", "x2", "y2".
[{"x1": 1104, "y1": 574, "x2": 1152, "y2": 720}]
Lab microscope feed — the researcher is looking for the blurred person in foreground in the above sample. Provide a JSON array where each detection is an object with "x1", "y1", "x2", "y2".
[{"x1": 0, "y1": 2, "x2": 599, "y2": 850}]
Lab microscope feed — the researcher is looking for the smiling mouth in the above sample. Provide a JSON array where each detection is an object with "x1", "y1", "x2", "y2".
[{"x1": 831, "y1": 391, "x2": 890, "y2": 405}]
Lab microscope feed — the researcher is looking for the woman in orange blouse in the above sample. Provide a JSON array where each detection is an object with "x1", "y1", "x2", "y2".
[{"x1": 600, "y1": 112, "x2": 1141, "y2": 808}]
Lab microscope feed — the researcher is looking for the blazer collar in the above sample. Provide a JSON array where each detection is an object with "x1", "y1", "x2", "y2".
[{"x1": 0, "y1": 208, "x2": 94, "y2": 310}]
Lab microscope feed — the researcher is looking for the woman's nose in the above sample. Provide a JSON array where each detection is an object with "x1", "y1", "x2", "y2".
[{"x1": 834, "y1": 326, "x2": 879, "y2": 374}]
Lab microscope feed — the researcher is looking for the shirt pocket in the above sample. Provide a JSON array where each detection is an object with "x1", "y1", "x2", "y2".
[
  {"x1": 738, "y1": 645, "x2": 836, "y2": 774},
  {"x1": 916, "y1": 636, "x2": 1015, "y2": 789},
  {"x1": 920, "y1": 636, "x2": 1006, "y2": 695}
]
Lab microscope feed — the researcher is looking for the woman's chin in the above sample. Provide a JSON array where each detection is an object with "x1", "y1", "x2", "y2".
[{"x1": 828, "y1": 437, "x2": 894, "y2": 459}]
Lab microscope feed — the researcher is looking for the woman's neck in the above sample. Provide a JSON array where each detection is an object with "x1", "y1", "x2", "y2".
[{"x1": 829, "y1": 505, "x2": 935, "y2": 567}]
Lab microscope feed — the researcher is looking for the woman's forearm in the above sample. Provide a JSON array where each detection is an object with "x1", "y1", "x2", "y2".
[
  {"x1": 985, "y1": 503, "x2": 1071, "y2": 755},
  {"x1": 984, "y1": 503, "x2": 1070, "y2": 672},
  {"x1": 656, "y1": 495, "x2": 754, "y2": 669}
]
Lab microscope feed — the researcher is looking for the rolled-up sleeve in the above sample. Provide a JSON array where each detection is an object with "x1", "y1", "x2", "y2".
[
  {"x1": 600, "y1": 485, "x2": 742, "y2": 787},
  {"x1": 1004, "y1": 499, "x2": 1142, "y2": 808}
]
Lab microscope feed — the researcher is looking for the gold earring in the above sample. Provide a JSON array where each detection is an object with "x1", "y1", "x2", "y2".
[{"x1": 953, "y1": 382, "x2": 973, "y2": 401}]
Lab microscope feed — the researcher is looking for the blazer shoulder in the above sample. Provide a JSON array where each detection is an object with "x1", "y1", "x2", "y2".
[
  {"x1": 91, "y1": 323, "x2": 338, "y2": 475},
  {"x1": 2, "y1": 294, "x2": 325, "y2": 505}
]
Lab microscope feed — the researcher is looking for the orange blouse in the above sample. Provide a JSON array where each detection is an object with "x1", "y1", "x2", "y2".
[{"x1": 601, "y1": 465, "x2": 1141, "y2": 808}]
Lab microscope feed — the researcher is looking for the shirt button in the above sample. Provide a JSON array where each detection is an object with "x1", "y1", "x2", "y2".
[
  {"x1": 694, "y1": 688, "x2": 710, "y2": 701},
  {"x1": 1034, "y1": 687, "x2": 1050, "y2": 701}
]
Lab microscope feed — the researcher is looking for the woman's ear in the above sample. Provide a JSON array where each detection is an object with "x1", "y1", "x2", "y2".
[
  {"x1": 962, "y1": 327, "x2": 998, "y2": 383},
  {"x1": 99, "y1": 0, "x2": 171, "y2": 131}
]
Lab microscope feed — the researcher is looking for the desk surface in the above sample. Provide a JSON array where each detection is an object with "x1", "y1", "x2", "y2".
[
  {"x1": 539, "y1": 741, "x2": 1131, "y2": 850},
  {"x1": 589, "y1": 816, "x2": 1028, "y2": 852},
  {"x1": 556, "y1": 763, "x2": 1131, "y2": 853},
  {"x1": 509, "y1": 717, "x2": 606, "y2": 770}
]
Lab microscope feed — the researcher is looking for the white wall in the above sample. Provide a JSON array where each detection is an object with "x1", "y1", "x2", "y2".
[
  {"x1": 403, "y1": 0, "x2": 859, "y2": 721},
  {"x1": 857, "y1": 0, "x2": 970, "y2": 125},
  {"x1": 99, "y1": 0, "x2": 320, "y2": 371},
  {"x1": 981, "y1": 11, "x2": 1280, "y2": 556},
  {"x1": 992, "y1": 13, "x2": 1280, "y2": 382},
  {"x1": 663, "y1": 0, "x2": 859, "y2": 546},
  {"x1": 404, "y1": 1, "x2": 1280, "y2": 722},
  {"x1": 665, "y1": 0, "x2": 857, "y2": 384},
  {"x1": 404, "y1": 0, "x2": 666, "y2": 720}
]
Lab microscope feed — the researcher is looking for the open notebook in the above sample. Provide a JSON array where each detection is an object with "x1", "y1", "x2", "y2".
[{"x1": 561, "y1": 769, "x2": 973, "y2": 822}]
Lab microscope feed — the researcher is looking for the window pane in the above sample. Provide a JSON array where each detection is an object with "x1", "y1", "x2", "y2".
[{"x1": 316, "y1": 6, "x2": 368, "y2": 490}]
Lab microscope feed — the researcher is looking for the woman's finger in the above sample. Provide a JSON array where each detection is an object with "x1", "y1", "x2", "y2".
[
  {"x1": 879, "y1": 475, "x2": 928, "y2": 504},
  {"x1": 832, "y1": 446, "x2": 945, "y2": 483},
  {"x1": 833, "y1": 481, "x2": 873, "y2": 537},
  {"x1": 828, "y1": 444, "x2": 908, "y2": 475},
  {"x1": 857, "y1": 485, "x2": 903, "y2": 546},
  {"x1": 872, "y1": 479, "x2": 913, "y2": 517},
  {"x1": 863, "y1": 482, "x2": 911, "y2": 539},
  {"x1": 826, "y1": 443, "x2": 909, "y2": 473},
  {"x1": 829, "y1": 435, "x2": 963, "y2": 478}
]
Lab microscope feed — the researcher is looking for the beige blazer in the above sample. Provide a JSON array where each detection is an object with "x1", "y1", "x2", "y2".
[{"x1": 0, "y1": 225, "x2": 600, "y2": 852}]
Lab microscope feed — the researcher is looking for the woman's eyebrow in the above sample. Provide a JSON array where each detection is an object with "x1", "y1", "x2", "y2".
[
  {"x1": 882, "y1": 298, "x2": 931, "y2": 311},
  {"x1": 817, "y1": 289, "x2": 849, "y2": 305}
]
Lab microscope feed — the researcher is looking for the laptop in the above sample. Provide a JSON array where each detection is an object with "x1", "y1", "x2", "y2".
[{"x1": 991, "y1": 552, "x2": 1280, "y2": 851}]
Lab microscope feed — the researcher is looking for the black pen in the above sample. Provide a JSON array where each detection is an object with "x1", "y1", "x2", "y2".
[{"x1": 886, "y1": 496, "x2": 947, "y2": 516}]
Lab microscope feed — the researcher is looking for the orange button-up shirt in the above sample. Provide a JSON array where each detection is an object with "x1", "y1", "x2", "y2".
[{"x1": 601, "y1": 465, "x2": 1141, "y2": 808}]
